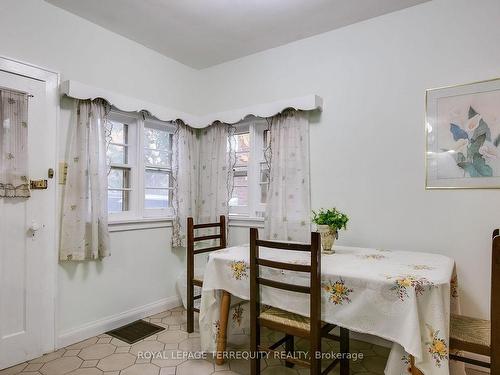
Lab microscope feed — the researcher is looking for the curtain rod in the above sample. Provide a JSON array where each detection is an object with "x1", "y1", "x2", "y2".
[{"x1": 0, "y1": 85, "x2": 33, "y2": 98}]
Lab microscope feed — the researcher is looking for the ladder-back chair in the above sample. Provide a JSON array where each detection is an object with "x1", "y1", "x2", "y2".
[
  {"x1": 449, "y1": 229, "x2": 499, "y2": 372},
  {"x1": 186, "y1": 215, "x2": 226, "y2": 333},
  {"x1": 249, "y1": 228, "x2": 349, "y2": 375}
]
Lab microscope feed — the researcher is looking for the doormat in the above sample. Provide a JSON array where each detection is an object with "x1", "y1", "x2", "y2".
[{"x1": 106, "y1": 320, "x2": 165, "y2": 344}]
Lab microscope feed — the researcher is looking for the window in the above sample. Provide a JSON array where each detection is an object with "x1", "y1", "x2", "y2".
[
  {"x1": 106, "y1": 110, "x2": 175, "y2": 221},
  {"x1": 231, "y1": 132, "x2": 250, "y2": 208},
  {"x1": 143, "y1": 121, "x2": 173, "y2": 210},
  {"x1": 229, "y1": 118, "x2": 269, "y2": 217}
]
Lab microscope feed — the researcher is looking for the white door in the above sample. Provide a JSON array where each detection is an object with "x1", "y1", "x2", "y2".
[{"x1": 0, "y1": 69, "x2": 56, "y2": 368}]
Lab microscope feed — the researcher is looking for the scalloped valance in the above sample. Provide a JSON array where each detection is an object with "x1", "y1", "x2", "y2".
[{"x1": 61, "y1": 80, "x2": 322, "y2": 128}]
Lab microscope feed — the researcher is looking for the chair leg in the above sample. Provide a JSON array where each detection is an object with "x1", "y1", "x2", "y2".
[
  {"x1": 250, "y1": 325, "x2": 261, "y2": 375},
  {"x1": 309, "y1": 334, "x2": 321, "y2": 375},
  {"x1": 310, "y1": 356, "x2": 321, "y2": 375},
  {"x1": 340, "y1": 328, "x2": 349, "y2": 375},
  {"x1": 285, "y1": 335, "x2": 294, "y2": 368},
  {"x1": 186, "y1": 281, "x2": 194, "y2": 333}
]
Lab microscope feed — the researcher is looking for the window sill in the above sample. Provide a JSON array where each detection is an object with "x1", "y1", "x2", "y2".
[
  {"x1": 228, "y1": 215, "x2": 265, "y2": 228},
  {"x1": 108, "y1": 217, "x2": 173, "y2": 232}
]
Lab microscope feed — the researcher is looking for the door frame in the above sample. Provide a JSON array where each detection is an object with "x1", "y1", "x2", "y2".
[{"x1": 0, "y1": 55, "x2": 60, "y2": 354}]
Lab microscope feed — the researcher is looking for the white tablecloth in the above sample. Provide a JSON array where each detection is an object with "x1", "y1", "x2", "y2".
[{"x1": 199, "y1": 244, "x2": 463, "y2": 375}]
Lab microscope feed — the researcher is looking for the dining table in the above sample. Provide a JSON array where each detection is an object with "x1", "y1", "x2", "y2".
[{"x1": 198, "y1": 243, "x2": 464, "y2": 375}]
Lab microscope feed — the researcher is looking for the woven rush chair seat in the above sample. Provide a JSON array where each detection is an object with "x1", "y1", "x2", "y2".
[
  {"x1": 450, "y1": 314, "x2": 491, "y2": 356},
  {"x1": 260, "y1": 306, "x2": 313, "y2": 332},
  {"x1": 193, "y1": 275, "x2": 203, "y2": 284}
]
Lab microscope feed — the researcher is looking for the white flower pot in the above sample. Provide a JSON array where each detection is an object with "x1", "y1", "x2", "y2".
[{"x1": 317, "y1": 225, "x2": 337, "y2": 254}]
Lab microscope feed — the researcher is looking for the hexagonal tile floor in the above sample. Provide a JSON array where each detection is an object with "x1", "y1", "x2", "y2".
[{"x1": 0, "y1": 306, "x2": 470, "y2": 375}]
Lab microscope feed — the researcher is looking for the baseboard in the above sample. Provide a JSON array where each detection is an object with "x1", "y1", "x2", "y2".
[{"x1": 57, "y1": 295, "x2": 181, "y2": 349}]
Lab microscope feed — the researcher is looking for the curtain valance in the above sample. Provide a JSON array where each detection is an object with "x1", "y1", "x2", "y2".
[{"x1": 61, "y1": 80, "x2": 322, "y2": 129}]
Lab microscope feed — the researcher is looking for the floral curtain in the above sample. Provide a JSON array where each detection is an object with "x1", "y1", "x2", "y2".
[
  {"x1": 0, "y1": 90, "x2": 30, "y2": 198},
  {"x1": 172, "y1": 120, "x2": 199, "y2": 248},
  {"x1": 60, "y1": 99, "x2": 110, "y2": 261},
  {"x1": 264, "y1": 110, "x2": 311, "y2": 242},
  {"x1": 198, "y1": 121, "x2": 233, "y2": 225}
]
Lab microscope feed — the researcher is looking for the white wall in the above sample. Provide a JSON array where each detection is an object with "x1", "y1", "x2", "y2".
[
  {"x1": 0, "y1": 0, "x2": 193, "y2": 344},
  {"x1": 0, "y1": 0, "x2": 197, "y2": 113},
  {"x1": 199, "y1": 0, "x2": 500, "y2": 319}
]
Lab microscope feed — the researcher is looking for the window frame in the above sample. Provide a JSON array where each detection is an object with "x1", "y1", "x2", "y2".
[
  {"x1": 107, "y1": 110, "x2": 175, "y2": 223},
  {"x1": 229, "y1": 117, "x2": 269, "y2": 218},
  {"x1": 141, "y1": 117, "x2": 175, "y2": 218}
]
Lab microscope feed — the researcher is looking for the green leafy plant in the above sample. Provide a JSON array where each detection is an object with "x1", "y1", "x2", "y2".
[{"x1": 312, "y1": 208, "x2": 349, "y2": 231}]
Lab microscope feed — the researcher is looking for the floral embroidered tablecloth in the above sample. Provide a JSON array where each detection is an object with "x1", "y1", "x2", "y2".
[{"x1": 199, "y1": 245, "x2": 463, "y2": 375}]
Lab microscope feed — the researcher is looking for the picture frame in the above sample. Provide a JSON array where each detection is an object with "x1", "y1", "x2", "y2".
[{"x1": 425, "y1": 77, "x2": 500, "y2": 189}]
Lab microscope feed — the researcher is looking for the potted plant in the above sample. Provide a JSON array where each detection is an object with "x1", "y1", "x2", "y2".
[{"x1": 312, "y1": 208, "x2": 349, "y2": 254}]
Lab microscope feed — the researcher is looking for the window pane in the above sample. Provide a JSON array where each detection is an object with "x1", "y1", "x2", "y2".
[
  {"x1": 235, "y1": 152, "x2": 249, "y2": 166},
  {"x1": 233, "y1": 175, "x2": 248, "y2": 187},
  {"x1": 230, "y1": 186, "x2": 248, "y2": 207},
  {"x1": 235, "y1": 133, "x2": 250, "y2": 152},
  {"x1": 260, "y1": 183, "x2": 268, "y2": 204},
  {"x1": 260, "y1": 163, "x2": 269, "y2": 183},
  {"x1": 144, "y1": 127, "x2": 170, "y2": 151},
  {"x1": 108, "y1": 121, "x2": 128, "y2": 144},
  {"x1": 107, "y1": 144, "x2": 127, "y2": 164},
  {"x1": 108, "y1": 168, "x2": 130, "y2": 189},
  {"x1": 145, "y1": 189, "x2": 170, "y2": 209},
  {"x1": 145, "y1": 169, "x2": 170, "y2": 189},
  {"x1": 263, "y1": 129, "x2": 270, "y2": 150},
  {"x1": 144, "y1": 149, "x2": 170, "y2": 168},
  {"x1": 259, "y1": 162, "x2": 269, "y2": 204},
  {"x1": 108, "y1": 189, "x2": 129, "y2": 213}
]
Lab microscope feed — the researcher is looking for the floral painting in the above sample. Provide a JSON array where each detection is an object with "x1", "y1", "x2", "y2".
[
  {"x1": 426, "y1": 78, "x2": 500, "y2": 188},
  {"x1": 448, "y1": 106, "x2": 497, "y2": 177}
]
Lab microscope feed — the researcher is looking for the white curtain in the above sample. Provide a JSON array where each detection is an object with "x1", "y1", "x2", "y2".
[
  {"x1": 172, "y1": 120, "x2": 199, "y2": 248},
  {"x1": 0, "y1": 90, "x2": 30, "y2": 198},
  {"x1": 264, "y1": 110, "x2": 311, "y2": 242},
  {"x1": 198, "y1": 121, "x2": 233, "y2": 225},
  {"x1": 174, "y1": 121, "x2": 232, "y2": 308},
  {"x1": 60, "y1": 100, "x2": 110, "y2": 261}
]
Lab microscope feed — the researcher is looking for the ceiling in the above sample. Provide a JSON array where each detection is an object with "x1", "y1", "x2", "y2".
[{"x1": 45, "y1": 0, "x2": 429, "y2": 69}]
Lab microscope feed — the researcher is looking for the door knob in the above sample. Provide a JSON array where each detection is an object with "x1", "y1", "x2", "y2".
[{"x1": 30, "y1": 221, "x2": 41, "y2": 232}]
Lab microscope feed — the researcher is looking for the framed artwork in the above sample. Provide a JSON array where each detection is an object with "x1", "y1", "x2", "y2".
[{"x1": 426, "y1": 77, "x2": 500, "y2": 189}]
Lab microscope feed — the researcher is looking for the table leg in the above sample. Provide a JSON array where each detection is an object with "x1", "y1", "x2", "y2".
[
  {"x1": 215, "y1": 290, "x2": 231, "y2": 365},
  {"x1": 410, "y1": 355, "x2": 424, "y2": 375}
]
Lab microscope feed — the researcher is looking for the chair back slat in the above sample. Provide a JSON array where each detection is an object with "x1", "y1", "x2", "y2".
[
  {"x1": 193, "y1": 222, "x2": 222, "y2": 229},
  {"x1": 193, "y1": 245, "x2": 224, "y2": 255},
  {"x1": 257, "y1": 277, "x2": 311, "y2": 294},
  {"x1": 256, "y1": 239, "x2": 311, "y2": 252},
  {"x1": 188, "y1": 215, "x2": 227, "y2": 250},
  {"x1": 194, "y1": 234, "x2": 222, "y2": 242},
  {"x1": 491, "y1": 230, "x2": 500, "y2": 373},
  {"x1": 257, "y1": 258, "x2": 311, "y2": 273}
]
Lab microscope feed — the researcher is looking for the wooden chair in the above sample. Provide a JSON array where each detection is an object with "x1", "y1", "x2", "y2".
[
  {"x1": 449, "y1": 229, "x2": 499, "y2": 372},
  {"x1": 249, "y1": 228, "x2": 350, "y2": 375},
  {"x1": 186, "y1": 215, "x2": 226, "y2": 333}
]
